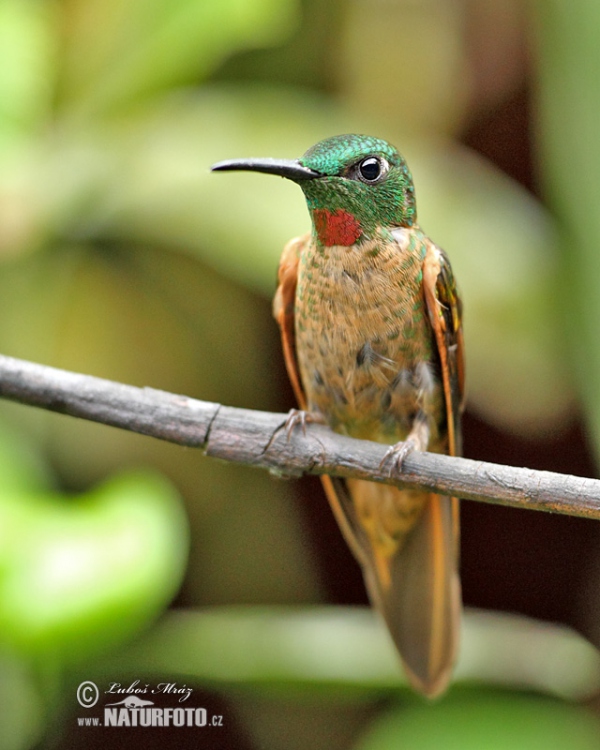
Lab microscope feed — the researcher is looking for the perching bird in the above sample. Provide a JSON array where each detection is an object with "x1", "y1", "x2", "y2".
[{"x1": 212, "y1": 134, "x2": 465, "y2": 697}]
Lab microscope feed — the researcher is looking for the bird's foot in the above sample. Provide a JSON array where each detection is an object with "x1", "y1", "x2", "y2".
[
  {"x1": 284, "y1": 409, "x2": 326, "y2": 439},
  {"x1": 379, "y1": 438, "x2": 419, "y2": 477},
  {"x1": 380, "y1": 413, "x2": 430, "y2": 477},
  {"x1": 265, "y1": 410, "x2": 326, "y2": 479}
]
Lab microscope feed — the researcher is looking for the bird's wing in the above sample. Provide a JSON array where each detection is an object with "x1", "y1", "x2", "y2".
[
  {"x1": 273, "y1": 235, "x2": 307, "y2": 410},
  {"x1": 423, "y1": 239, "x2": 464, "y2": 559},
  {"x1": 422, "y1": 241, "x2": 465, "y2": 457}
]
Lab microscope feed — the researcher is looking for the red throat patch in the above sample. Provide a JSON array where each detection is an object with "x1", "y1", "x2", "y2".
[{"x1": 312, "y1": 208, "x2": 362, "y2": 246}]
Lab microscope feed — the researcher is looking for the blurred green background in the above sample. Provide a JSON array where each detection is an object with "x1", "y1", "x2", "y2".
[{"x1": 1, "y1": 0, "x2": 600, "y2": 747}]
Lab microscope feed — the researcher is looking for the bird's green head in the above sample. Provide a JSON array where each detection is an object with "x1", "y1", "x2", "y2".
[{"x1": 212, "y1": 134, "x2": 416, "y2": 247}]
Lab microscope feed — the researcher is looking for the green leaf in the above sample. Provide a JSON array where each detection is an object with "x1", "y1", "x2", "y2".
[
  {"x1": 416, "y1": 144, "x2": 573, "y2": 435},
  {"x1": 534, "y1": 0, "x2": 600, "y2": 461},
  {"x1": 59, "y1": 0, "x2": 300, "y2": 117},
  {"x1": 0, "y1": 470, "x2": 188, "y2": 664},
  {"x1": 95, "y1": 606, "x2": 600, "y2": 701},
  {"x1": 0, "y1": 0, "x2": 57, "y2": 159},
  {"x1": 356, "y1": 694, "x2": 600, "y2": 750}
]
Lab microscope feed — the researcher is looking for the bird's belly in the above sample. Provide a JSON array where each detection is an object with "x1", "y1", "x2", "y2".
[
  {"x1": 299, "y1": 327, "x2": 436, "y2": 442},
  {"x1": 295, "y1": 242, "x2": 441, "y2": 444}
]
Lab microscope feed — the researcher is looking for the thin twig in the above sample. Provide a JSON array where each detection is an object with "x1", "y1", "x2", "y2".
[{"x1": 0, "y1": 353, "x2": 597, "y2": 519}]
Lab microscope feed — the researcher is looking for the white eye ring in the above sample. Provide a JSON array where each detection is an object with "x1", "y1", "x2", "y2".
[{"x1": 357, "y1": 156, "x2": 388, "y2": 183}]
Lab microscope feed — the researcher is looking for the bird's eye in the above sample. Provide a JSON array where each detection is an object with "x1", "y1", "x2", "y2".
[{"x1": 357, "y1": 156, "x2": 386, "y2": 183}]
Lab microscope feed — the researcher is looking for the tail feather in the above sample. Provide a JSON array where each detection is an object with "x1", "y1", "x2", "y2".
[
  {"x1": 370, "y1": 491, "x2": 460, "y2": 696},
  {"x1": 322, "y1": 476, "x2": 461, "y2": 697}
]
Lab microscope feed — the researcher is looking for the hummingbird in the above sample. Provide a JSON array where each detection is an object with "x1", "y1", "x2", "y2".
[{"x1": 212, "y1": 134, "x2": 465, "y2": 697}]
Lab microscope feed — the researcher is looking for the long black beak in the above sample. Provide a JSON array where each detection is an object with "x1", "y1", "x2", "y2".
[{"x1": 211, "y1": 158, "x2": 320, "y2": 181}]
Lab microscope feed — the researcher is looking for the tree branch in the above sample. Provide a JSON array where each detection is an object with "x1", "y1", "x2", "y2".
[{"x1": 0, "y1": 353, "x2": 597, "y2": 519}]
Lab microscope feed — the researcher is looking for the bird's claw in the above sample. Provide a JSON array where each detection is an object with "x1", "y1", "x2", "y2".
[
  {"x1": 284, "y1": 409, "x2": 325, "y2": 440},
  {"x1": 379, "y1": 438, "x2": 418, "y2": 477}
]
